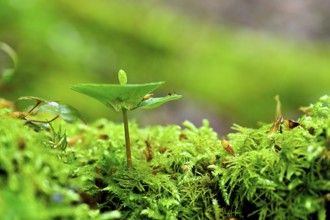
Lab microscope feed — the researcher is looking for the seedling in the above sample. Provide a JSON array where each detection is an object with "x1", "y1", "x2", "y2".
[
  {"x1": 6, "y1": 96, "x2": 81, "y2": 130},
  {"x1": 71, "y1": 69, "x2": 181, "y2": 169},
  {"x1": 7, "y1": 96, "x2": 59, "y2": 125}
]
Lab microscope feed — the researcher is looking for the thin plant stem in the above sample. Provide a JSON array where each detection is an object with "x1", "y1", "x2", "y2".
[
  {"x1": 122, "y1": 108, "x2": 132, "y2": 169},
  {"x1": 27, "y1": 100, "x2": 43, "y2": 113}
]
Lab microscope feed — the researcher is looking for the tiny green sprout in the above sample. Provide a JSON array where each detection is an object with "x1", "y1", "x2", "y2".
[
  {"x1": 71, "y1": 69, "x2": 182, "y2": 169},
  {"x1": 118, "y1": 69, "x2": 127, "y2": 85}
]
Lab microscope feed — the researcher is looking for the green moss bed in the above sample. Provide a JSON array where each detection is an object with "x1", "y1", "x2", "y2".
[{"x1": 0, "y1": 96, "x2": 329, "y2": 220}]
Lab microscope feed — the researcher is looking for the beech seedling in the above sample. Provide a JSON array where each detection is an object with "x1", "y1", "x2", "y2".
[{"x1": 71, "y1": 69, "x2": 181, "y2": 169}]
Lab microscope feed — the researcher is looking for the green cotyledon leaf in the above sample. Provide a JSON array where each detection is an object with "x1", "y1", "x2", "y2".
[
  {"x1": 18, "y1": 96, "x2": 82, "y2": 123},
  {"x1": 134, "y1": 94, "x2": 182, "y2": 110},
  {"x1": 71, "y1": 82, "x2": 164, "y2": 112},
  {"x1": 18, "y1": 96, "x2": 48, "y2": 103},
  {"x1": 38, "y1": 102, "x2": 82, "y2": 123}
]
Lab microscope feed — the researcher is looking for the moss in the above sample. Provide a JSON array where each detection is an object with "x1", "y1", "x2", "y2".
[
  {"x1": 0, "y1": 96, "x2": 330, "y2": 219},
  {"x1": 215, "y1": 95, "x2": 330, "y2": 219}
]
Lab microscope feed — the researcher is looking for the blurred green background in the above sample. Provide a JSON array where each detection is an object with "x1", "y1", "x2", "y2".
[{"x1": 1, "y1": 0, "x2": 330, "y2": 134}]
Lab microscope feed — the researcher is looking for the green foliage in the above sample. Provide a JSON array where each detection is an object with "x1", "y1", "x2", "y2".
[
  {"x1": 18, "y1": 96, "x2": 82, "y2": 124},
  {"x1": 91, "y1": 119, "x2": 224, "y2": 219},
  {"x1": 0, "y1": 96, "x2": 329, "y2": 219},
  {"x1": 0, "y1": 97, "x2": 118, "y2": 219},
  {"x1": 0, "y1": 117, "x2": 115, "y2": 219},
  {"x1": 72, "y1": 82, "x2": 164, "y2": 112},
  {"x1": 72, "y1": 69, "x2": 181, "y2": 169},
  {"x1": 214, "y1": 95, "x2": 330, "y2": 219},
  {"x1": 47, "y1": 123, "x2": 68, "y2": 151},
  {"x1": 134, "y1": 94, "x2": 182, "y2": 110},
  {"x1": 1, "y1": 0, "x2": 330, "y2": 125},
  {"x1": 72, "y1": 69, "x2": 181, "y2": 112}
]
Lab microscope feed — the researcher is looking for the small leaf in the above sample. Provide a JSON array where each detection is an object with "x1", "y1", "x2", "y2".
[
  {"x1": 38, "y1": 102, "x2": 82, "y2": 123},
  {"x1": 71, "y1": 82, "x2": 164, "y2": 111},
  {"x1": 18, "y1": 96, "x2": 47, "y2": 113},
  {"x1": 18, "y1": 96, "x2": 82, "y2": 123},
  {"x1": 18, "y1": 96, "x2": 48, "y2": 103},
  {"x1": 134, "y1": 94, "x2": 182, "y2": 110},
  {"x1": 118, "y1": 69, "x2": 127, "y2": 85}
]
